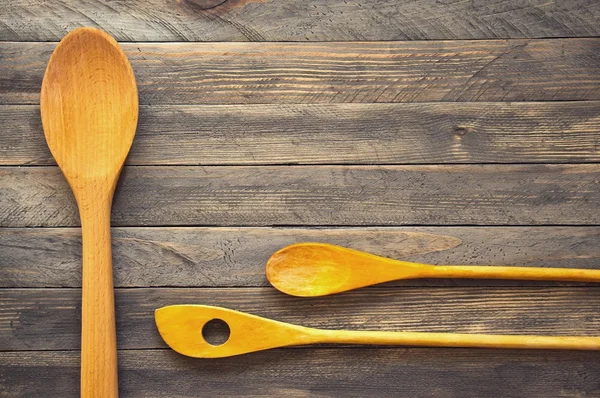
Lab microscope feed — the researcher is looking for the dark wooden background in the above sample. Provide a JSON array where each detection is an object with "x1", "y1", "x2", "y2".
[{"x1": 1, "y1": 0, "x2": 600, "y2": 396}]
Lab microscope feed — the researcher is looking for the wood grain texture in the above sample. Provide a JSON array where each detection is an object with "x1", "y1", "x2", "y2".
[
  {"x1": 1, "y1": 0, "x2": 599, "y2": 41},
  {"x1": 3, "y1": 226, "x2": 599, "y2": 288},
  {"x1": 1, "y1": 348, "x2": 599, "y2": 397},
  {"x1": 2, "y1": 164, "x2": 599, "y2": 228},
  {"x1": 2, "y1": 287, "x2": 600, "y2": 351},
  {"x1": 2, "y1": 39, "x2": 600, "y2": 105},
  {"x1": 3, "y1": 102, "x2": 600, "y2": 166}
]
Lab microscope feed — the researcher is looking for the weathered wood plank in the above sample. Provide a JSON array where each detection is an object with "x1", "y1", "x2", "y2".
[
  {"x1": 1, "y1": 0, "x2": 599, "y2": 42},
  {"x1": 1, "y1": 287, "x2": 599, "y2": 351},
  {"x1": 2, "y1": 39, "x2": 599, "y2": 105},
  {"x1": 1, "y1": 165, "x2": 599, "y2": 227},
  {"x1": 2, "y1": 348, "x2": 599, "y2": 397},
  {"x1": 3, "y1": 102, "x2": 600, "y2": 166},
  {"x1": 2, "y1": 227, "x2": 600, "y2": 288}
]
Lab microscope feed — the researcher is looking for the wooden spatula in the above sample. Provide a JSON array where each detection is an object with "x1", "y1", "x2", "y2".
[{"x1": 156, "y1": 305, "x2": 600, "y2": 358}]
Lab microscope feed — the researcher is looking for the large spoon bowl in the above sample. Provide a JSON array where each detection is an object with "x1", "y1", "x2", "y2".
[
  {"x1": 41, "y1": 27, "x2": 138, "y2": 397},
  {"x1": 41, "y1": 27, "x2": 137, "y2": 186}
]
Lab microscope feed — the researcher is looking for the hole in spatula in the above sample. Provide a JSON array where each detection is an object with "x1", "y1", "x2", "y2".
[{"x1": 202, "y1": 318, "x2": 230, "y2": 346}]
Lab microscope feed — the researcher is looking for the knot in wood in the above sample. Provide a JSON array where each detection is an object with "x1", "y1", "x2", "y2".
[
  {"x1": 453, "y1": 126, "x2": 468, "y2": 137},
  {"x1": 183, "y1": 0, "x2": 228, "y2": 9}
]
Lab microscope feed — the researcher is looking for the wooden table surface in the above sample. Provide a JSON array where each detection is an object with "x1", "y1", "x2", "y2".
[{"x1": 1, "y1": 1, "x2": 600, "y2": 396}]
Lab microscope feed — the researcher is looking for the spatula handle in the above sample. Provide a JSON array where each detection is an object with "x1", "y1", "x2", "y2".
[
  {"x1": 430, "y1": 265, "x2": 600, "y2": 283},
  {"x1": 320, "y1": 330, "x2": 600, "y2": 351},
  {"x1": 80, "y1": 199, "x2": 118, "y2": 398}
]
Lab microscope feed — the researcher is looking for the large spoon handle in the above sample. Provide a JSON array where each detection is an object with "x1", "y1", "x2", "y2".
[
  {"x1": 319, "y1": 329, "x2": 600, "y2": 351},
  {"x1": 430, "y1": 265, "x2": 600, "y2": 282},
  {"x1": 80, "y1": 197, "x2": 118, "y2": 397}
]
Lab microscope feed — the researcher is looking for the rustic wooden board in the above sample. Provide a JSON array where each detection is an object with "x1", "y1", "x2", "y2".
[
  {"x1": 2, "y1": 287, "x2": 599, "y2": 351},
  {"x1": 2, "y1": 165, "x2": 599, "y2": 228},
  {"x1": 3, "y1": 102, "x2": 600, "y2": 166},
  {"x1": 3, "y1": 39, "x2": 600, "y2": 105},
  {"x1": 1, "y1": 1, "x2": 599, "y2": 397},
  {"x1": 2, "y1": 348, "x2": 599, "y2": 397},
  {"x1": 2, "y1": 227, "x2": 600, "y2": 288},
  {"x1": 1, "y1": 0, "x2": 599, "y2": 42}
]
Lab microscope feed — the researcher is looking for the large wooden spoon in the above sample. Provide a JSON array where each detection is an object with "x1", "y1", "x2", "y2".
[
  {"x1": 156, "y1": 305, "x2": 600, "y2": 358},
  {"x1": 267, "y1": 243, "x2": 600, "y2": 296},
  {"x1": 41, "y1": 27, "x2": 138, "y2": 397}
]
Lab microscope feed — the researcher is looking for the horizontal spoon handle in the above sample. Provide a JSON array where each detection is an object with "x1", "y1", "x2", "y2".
[
  {"x1": 266, "y1": 243, "x2": 600, "y2": 297},
  {"x1": 430, "y1": 265, "x2": 600, "y2": 282},
  {"x1": 316, "y1": 329, "x2": 600, "y2": 351}
]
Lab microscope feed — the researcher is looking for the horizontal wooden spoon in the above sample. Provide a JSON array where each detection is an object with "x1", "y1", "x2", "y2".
[
  {"x1": 41, "y1": 27, "x2": 138, "y2": 397},
  {"x1": 266, "y1": 243, "x2": 600, "y2": 297},
  {"x1": 156, "y1": 305, "x2": 600, "y2": 358}
]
